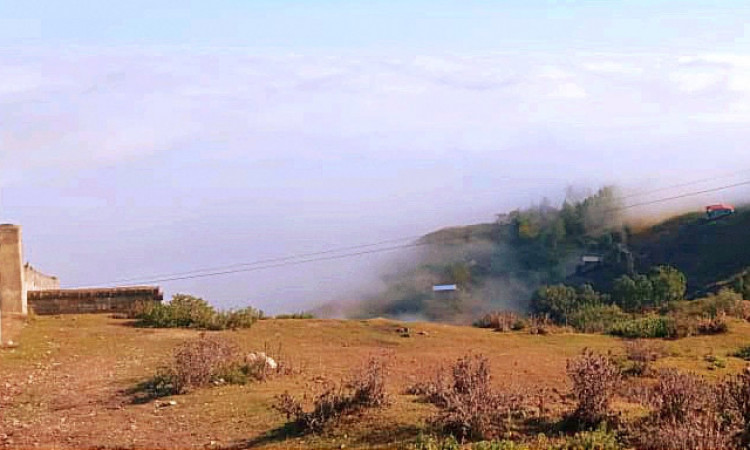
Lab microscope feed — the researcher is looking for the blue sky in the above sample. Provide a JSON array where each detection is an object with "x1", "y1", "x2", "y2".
[
  {"x1": 2, "y1": 1, "x2": 749, "y2": 52},
  {"x1": 2, "y1": 1, "x2": 750, "y2": 313}
]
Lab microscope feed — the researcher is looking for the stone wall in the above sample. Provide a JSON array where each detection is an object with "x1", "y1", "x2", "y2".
[
  {"x1": 28, "y1": 287, "x2": 163, "y2": 315},
  {"x1": 24, "y1": 263, "x2": 60, "y2": 292}
]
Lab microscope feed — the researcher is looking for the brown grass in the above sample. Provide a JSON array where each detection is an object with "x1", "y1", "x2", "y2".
[{"x1": 3, "y1": 315, "x2": 750, "y2": 448}]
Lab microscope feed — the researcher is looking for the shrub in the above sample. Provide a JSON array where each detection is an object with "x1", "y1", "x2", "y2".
[
  {"x1": 704, "y1": 354, "x2": 727, "y2": 371},
  {"x1": 566, "y1": 349, "x2": 621, "y2": 428},
  {"x1": 694, "y1": 313, "x2": 728, "y2": 335},
  {"x1": 722, "y1": 369, "x2": 750, "y2": 447},
  {"x1": 474, "y1": 311, "x2": 526, "y2": 332},
  {"x1": 134, "y1": 335, "x2": 283, "y2": 400},
  {"x1": 568, "y1": 304, "x2": 630, "y2": 334},
  {"x1": 168, "y1": 335, "x2": 241, "y2": 393},
  {"x1": 274, "y1": 312, "x2": 315, "y2": 319},
  {"x1": 134, "y1": 294, "x2": 263, "y2": 330},
  {"x1": 631, "y1": 369, "x2": 732, "y2": 449},
  {"x1": 732, "y1": 345, "x2": 750, "y2": 360},
  {"x1": 531, "y1": 284, "x2": 604, "y2": 323},
  {"x1": 608, "y1": 315, "x2": 675, "y2": 339},
  {"x1": 472, "y1": 440, "x2": 529, "y2": 450},
  {"x1": 624, "y1": 339, "x2": 667, "y2": 376},
  {"x1": 528, "y1": 314, "x2": 555, "y2": 335},
  {"x1": 665, "y1": 289, "x2": 743, "y2": 319},
  {"x1": 557, "y1": 426, "x2": 621, "y2": 450},
  {"x1": 424, "y1": 354, "x2": 532, "y2": 441},
  {"x1": 409, "y1": 433, "x2": 460, "y2": 450},
  {"x1": 273, "y1": 357, "x2": 389, "y2": 433}
]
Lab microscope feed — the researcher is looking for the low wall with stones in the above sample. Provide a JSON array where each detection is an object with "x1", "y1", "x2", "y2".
[{"x1": 28, "y1": 286, "x2": 163, "y2": 315}]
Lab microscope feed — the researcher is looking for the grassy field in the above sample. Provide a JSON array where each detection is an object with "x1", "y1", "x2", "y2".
[{"x1": 2, "y1": 315, "x2": 750, "y2": 448}]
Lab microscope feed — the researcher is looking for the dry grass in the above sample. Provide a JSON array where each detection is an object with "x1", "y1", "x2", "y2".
[{"x1": 3, "y1": 315, "x2": 750, "y2": 448}]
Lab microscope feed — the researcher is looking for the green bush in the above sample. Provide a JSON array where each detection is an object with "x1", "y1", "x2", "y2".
[
  {"x1": 472, "y1": 440, "x2": 529, "y2": 450},
  {"x1": 665, "y1": 289, "x2": 744, "y2": 319},
  {"x1": 608, "y1": 315, "x2": 675, "y2": 339},
  {"x1": 568, "y1": 304, "x2": 630, "y2": 333},
  {"x1": 410, "y1": 433, "x2": 460, "y2": 450},
  {"x1": 274, "y1": 312, "x2": 316, "y2": 319},
  {"x1": 134, "y1": 294, "x2": 263, "y2": 330},
  {"x1": 556, "y1": 426, "x2": 621, "y2": 450},
  {"x1": 733, "y1": 345, "x2": 750, "y2": 361}
]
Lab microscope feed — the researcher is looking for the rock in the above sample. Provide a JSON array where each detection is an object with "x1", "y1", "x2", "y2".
[{"x1": 245, "y1": 352, "x2": 278, "y2": 370}]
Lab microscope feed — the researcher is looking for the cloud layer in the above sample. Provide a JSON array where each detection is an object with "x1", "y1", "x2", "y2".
[{"x1": 2, "y1": 48, "x2": 750, "y2": 312}]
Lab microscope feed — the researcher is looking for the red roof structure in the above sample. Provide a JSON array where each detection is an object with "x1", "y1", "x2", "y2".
[{"x1": 706, "y1": 204, "x2": 735, "y2": 212}]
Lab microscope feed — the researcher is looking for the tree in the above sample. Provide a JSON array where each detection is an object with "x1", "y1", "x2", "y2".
[
  {"x1": 531, "y1": 284, "x2": 578, "y2": 322},
  {"x1": 649, "y1": 265, "x2": 687, "y2": 306},
  {"x1": 612, "y1": 274, "x2": 653, "y2": 312},
  {"x1": 532, "y1": 283, "x2": 603, "y2": 323}
]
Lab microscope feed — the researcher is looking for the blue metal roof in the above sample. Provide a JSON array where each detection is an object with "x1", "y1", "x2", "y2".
[{"x1": 433, "y1": 284, "x2": 458, "y2": 292}]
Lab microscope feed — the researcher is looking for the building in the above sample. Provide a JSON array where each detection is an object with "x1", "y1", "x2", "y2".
[{"x1": 0, "y1": 224, "x2": 162, "y2": 345}]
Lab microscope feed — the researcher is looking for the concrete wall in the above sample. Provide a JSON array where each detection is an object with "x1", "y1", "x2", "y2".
[
  {"x1": 28, "y1": 287, "x2": 163, "y2": 315},
  {"x1": 0, "y1": 224, "x2": 27, "y2": 343},
  {"x1": 24, "y1": 263, "x2": 60, "y2": 292}
]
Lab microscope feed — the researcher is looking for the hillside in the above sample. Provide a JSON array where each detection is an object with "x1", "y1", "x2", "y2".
[
  {"x1": 629, "y1": 207, "x2": 750, "y2": 296},
  {"x1": 404, "y1": 204, "x2": 750, "y2": 315},
  {"x1": 3, "y1": 315, "x2": 750, "y2": 448}
]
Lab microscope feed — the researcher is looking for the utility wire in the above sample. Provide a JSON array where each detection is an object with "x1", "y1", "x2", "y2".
[
  {"x1": 83, "y1": 177, "x2": 750, "y2": 287},
  {"x1": 88, "y1": 241, "x2": 429, "y2": 286},
  {"x1": 107, "y1": 235, "x2": 422, "y2": 284},
  {"x1": 610, "y1": 179, "x2": 750, "y2": 212},
  {"x1": 617, "y1": 168, "x2": 750, "y2": 201}
]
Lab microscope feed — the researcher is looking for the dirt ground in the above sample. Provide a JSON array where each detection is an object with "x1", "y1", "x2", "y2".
[{"x1": 1, "y1": 315, "x2": 749, "y2": 449}]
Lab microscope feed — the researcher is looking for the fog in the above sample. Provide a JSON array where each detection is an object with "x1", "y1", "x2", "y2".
[{"x1": 2, "y1": 10, "x2": 750, "y2": 315}]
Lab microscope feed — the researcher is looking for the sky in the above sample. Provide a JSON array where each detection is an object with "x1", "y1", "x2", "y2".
[{"x1": 2, "y1": 1, "x2": 750, "y2": 313}]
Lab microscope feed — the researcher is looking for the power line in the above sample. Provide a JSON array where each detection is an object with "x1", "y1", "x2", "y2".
[
  {"x1": 611, "y1": 179, "x2": 750, "y2": 212},
  {"x1": 81, "y1": 177, "x2": 750, "y2": 287},
  {"x1": 617, "y1": 168, "x2": 750, "y2": 201},
  {"x1": 87, "y1": 241, "x2": 429, "y2": 286},
  {"x1": 107, "y1": 235, "x2": 422, "y2": 284}
]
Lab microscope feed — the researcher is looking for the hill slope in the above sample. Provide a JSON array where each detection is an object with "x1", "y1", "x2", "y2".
[{"x1": 629, "y1": 207, "x2": 750, "y2": 295}]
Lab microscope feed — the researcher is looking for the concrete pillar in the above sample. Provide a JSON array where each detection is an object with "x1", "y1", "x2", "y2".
[{"x1": 0, "y1": 224, "x2": 27, "y2": 317}]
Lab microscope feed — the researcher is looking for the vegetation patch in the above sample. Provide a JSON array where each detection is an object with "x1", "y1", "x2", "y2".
[{"x1": 131, "y1": 294, "x2": 264, "y2": 330}]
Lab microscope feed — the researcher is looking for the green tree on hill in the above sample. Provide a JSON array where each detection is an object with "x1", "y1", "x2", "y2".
[
  {"x1": 532, "y1": 283, "x2": 604, "y2": 323},
  {"x1": 612, "y1": 265, "x2": 686, "y2": 312}
]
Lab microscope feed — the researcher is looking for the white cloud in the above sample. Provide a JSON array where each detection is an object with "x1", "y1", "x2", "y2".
[{"x1": 2, "y1": 48, "x2": 750, "y2": 181}]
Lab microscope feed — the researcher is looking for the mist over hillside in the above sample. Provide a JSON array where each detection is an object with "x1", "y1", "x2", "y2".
[{"x1": 322, "y1": 186, "x2": 750, "y2": 324}]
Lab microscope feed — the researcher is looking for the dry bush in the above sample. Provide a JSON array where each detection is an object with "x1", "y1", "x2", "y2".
[
  {"x1": 347, "y1": 356, "x2": 389, "y2": 407},
  {"x1": 624, "y1": 340, "x2": 667, "y2": 376},
  {"x1": 136, "y1": 336, "x2": 288, "y2": 400},
  {"x1": 630, "y1": 369, "x2": 734, "y2": 450},
  {"x1": 694, "y1": 313, "x2": 729, "y2": 335},
  {"x1": 413, "y1": 354, "x2": 533, "y2": 441},
  {"x1": 273, "y1": 357, "x2": 389, "y2": 433},
  {"x1": 527, "y1": 314, "x2": 554, "y2": 335},
  {"x1": 170, "y1": 335, "x2": 240, "y2": 393},
  {"x1": 566, "y1": 349, "x2": 621, "y2": 428},
  {"x1": 721, "y1": 369, "x2": 750, "y2": 447},
  {"x1": 474, "y1": 311, "x2": 525, "y2": 332},
  {"x1": 405, "y1": 367, "x2": 452, "y2": 407}
]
